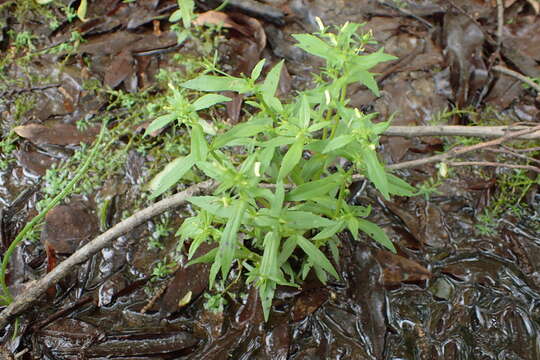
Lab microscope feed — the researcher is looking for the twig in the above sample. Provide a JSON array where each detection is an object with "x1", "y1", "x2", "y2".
[
  {"x1": 447, "y1": 161, "x2": 540, "y2": 173},
  {"x1": 489, "y1": 146, "x2": 540, "y2": 166},
  {"x1": 493, "y1": 65, "x2": 540, "y2": 93},
  {"x1": 0, "y1": 180, "x2": 217, "y2": 328},
  {"x1": 387, "y1": 124, "x2": 540, "y2": 171},
  {"x1": 496, "y1": 0, "x2": 504, "y2": 49},
  {"x1": 383, "y1": 125, "x2": 540, "y2": 140}
]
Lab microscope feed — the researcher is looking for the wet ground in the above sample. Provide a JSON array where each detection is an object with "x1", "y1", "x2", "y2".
[{"x1": 0, "y1": 0, "x2": 540, "y2": 359}]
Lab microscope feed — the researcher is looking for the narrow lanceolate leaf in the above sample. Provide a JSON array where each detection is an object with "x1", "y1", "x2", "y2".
[
  {"x1": 261, "y1": 61, "x2": 284, "y2": 100},
  {"x1": 351, "y1": 48, "x2": 397, "y2": 71},
  {"x1": 192, "y1": 94, "x2": 231, "y2": 111},
  {"x1": 297, "y1": 94, "x2": 311, "y2": 129},
  {"x1": 77, "y1": 0, "x2": 88, "y2": 21},
  {"x1": 281, "y1": 211, "x2": 335, "y2": 229},
  {"x1": 212, "y1": 118, "x2": 271, "y2": 148},
  {"x1": 191, "y1": 125, "x2": 208, "y2": 161},
  {"x1": 287, "y1": 175, "x2": 341, "y2": 201},
  {"x1": 292, "y1": 34, "x2": 333, "y2": 60},
  {"x1": 261, "y1": 61, "x2": 284, "y2": 112},
  {"x1": 278, "y1": 137, "x2": 304, "y2": 181},
  {"x1": 348, "y1": 69, "x2": 380, "y2": 96},
  {"x1": 357, "y1": 218, "x2": 396, "y2": 253},
  {"x1": 296, "y1": 235, "x2": 338, "y2": 279},
  {"x1": 260, "y1": 232, "x2": 280, "y2": 280},
  {"x1": 180, "y1": 0, "x2": 194, "y2": 28},
  {"x1": 188, "y1": 196, "x2": 231, "y2": 219},
  {"x1": 218, "y1": 200, "x2": 247, "y2": 280},
  {"x1": 387, "y1": 173, "x2": 416, "y2": 197},
  {"x1": 322, "y1": 135, "x2": 354, "y2": 154},
  {"x1": 251, "y1": 59, "x2": 266, "y2": 81},
  {"x1": 145, "y1": 113, "x2": 177, "y2": 136},
  {"x1": 148, "y1": 154, "x2": 195, "y2": 199},
  {"x1": 181, "y1": 75, "x2": 250, "y2": 93},
  {"x1": 360, "y1": 146, "x2": 389, "y2": 199}
]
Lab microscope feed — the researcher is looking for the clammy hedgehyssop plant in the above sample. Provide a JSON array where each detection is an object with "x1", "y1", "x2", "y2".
[{"x1": 144, "y1": 21, "x2": 415, "y2": 320}]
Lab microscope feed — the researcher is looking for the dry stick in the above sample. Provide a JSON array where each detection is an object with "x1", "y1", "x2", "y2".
[
  {"x1": 493, "y1": 65, "x2": 540, "y2": 94},
  {"x1": 2, "y1": 125, "x2": 540, "y2": 327},
  {"x1": 386, "y1": 124, "x2": 540, "y2": 171},
  {"x1": 383, "y1": 125, "x2": 540, "y2": 140},
  {"x1": 0, "y1": 179, "x2": 217, "y2": 329},
  {"x1": 496, "y1": 0, "x2": 504, "y2": 49},
  {"x1": 490, "y1": 146, "x2": 540, "y2": 167},
  {"x1": 448, "y1": 161, "x2": 540, "y2": 173}
]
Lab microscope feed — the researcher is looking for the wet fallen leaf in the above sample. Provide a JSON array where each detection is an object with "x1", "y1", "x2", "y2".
[
  {"x1": 194, "y1": 10, "x2": 251, "y2": 36},
  {"x1": 375, "y1": 250, "x2": 431, "y2": 286},
  {"x1": 291, "y1": 287, "x2": 328, "y2": 322},
  {"x1": 41, "y1": 202, "x2": 98, "y2": 254},
  {"x1": 14, "y1": 123, "x2": 99, "y2": 146},
  {"x1": 104, "y1": 49, "x2": 134, "y2": 89},
  {"x1": 14, "y1": 150, "x2": 57, "y2": 176}
]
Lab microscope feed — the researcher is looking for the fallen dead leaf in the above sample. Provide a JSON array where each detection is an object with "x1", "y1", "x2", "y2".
[
  {"x1": 375, "y1": 250, "x2": 431, "y2": 286},
  {"x1": 14, "y1": 123, "x2": 99, "y2": 145}
]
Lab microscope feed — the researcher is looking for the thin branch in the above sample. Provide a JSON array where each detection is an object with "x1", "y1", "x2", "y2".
[
  {"x1": 448, "y1": 161, "x2": 540, "y2": 173},
  {"x1": 387, "y1": 124, "x2": 540, "y2": 171},
  {"x1": 496, "y1": 0, "x2": 504, "y2": 49},
  {"x1": 0, "y1": 180, "x2": 217, "y2": 328},
  {"x1": 383, "y1": 125, "x2": 540, "y2": 139},
  {"x1": 493, "y1": 65, "x2": 540, "y2": 93},
  {"x1": 488, "y1": 146, "x2": 540, "y2": 166}
]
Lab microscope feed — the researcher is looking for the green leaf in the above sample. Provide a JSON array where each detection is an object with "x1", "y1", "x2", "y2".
[
  {"x1": 278, "y1": 137, "x2": 304, "y2": 180},
  {"x1": 357, "y1": 219, "x2": 396, "y2": 253},
  {"x1": 287, "y1": 175, "x2": 341, "y2": 201},
  {"x1": 278, "y1": 236, "x2": 297, "y2": 265},
  {"x1": 251, "y1": 59, "x2": 266, "y2": 81},
  {"x1": 292, "y1": 34, "x2": 333, "y2": 60},
  {"x1": 144, "y1": 114, "x2": 177, "y2": 135},
  {"x1": 181, "y1": 75, "x2": 250, "y2": 93},
  {"x1": 218, "y1": 200, "x2": 247, "y2": 279},
  {"x1": 191, "y1": 125, "x2": 208, "y2": 161},
  {"x1": 281, "y1": 211, "x2": 335, "y2": 229},
  {"x1": 192, "y1": 94, "x2": 231, "y2": 111},
  {"x1": 312, "y1": 220, "x2": 344, "y2": 240},
  {"x1": 196, "y1": 161, "x2": 222, "y2": 180},
  {"x1": 189, "y1": 196, "x2": 232, "y2": 219},
  {"x1": 260, "y1": 232, "x2": 280, "y2": 279},
  {"x1": 169, "y1": 9, "x2": 182, "y2": 22},
  {"x1": 148, "y1": 154, "x2": 195, "y2": 199},
  {"x1": 360, "y1": 146, "x2": 389, "y2": 199},
  {"x1": 323, "y1": 135, "x2": 354, "y2": 153},
  {"x1": 77, "y1": 0, "x2": 87, "y2": 21},
  {"x1": 351, "y1": 48, "x2": 397, "y2": 71},
  {"x1": 187, "y1": 248, "x2": 217, "y2": 265},
  {"x1": 198, "y1": 119, "x2": 217, "y2": 136},
  {"x1": 387, "y1": 173, "x2": 415, "y2": 196},
  {"x1": 213, "y1": 118, "x2": 271, "y2": 148},
  {"x1": 297, "y1": 94, "x2": 311, "y2": 129},
  {"x1": 261, "y1": 61, "x2": 284, "y2": 112},
  {"x1": 261, "y1": 61, "x2": 283, "y2": 99},
  {"x1": 296, "y1": 235, "x2": 338, "y2": 279},
  {"x1": 348, "y1": 69, "x2": 380, "y2": 96},
  {"x1": 259, "y1": 281, "x2": 276, "y2": 322},
  {"x1": 179, "y1": 0, "x2": 194, "y2": 28},
  {"x1": 270, "y1": 181, "x2": 285, "y2": 217}
]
